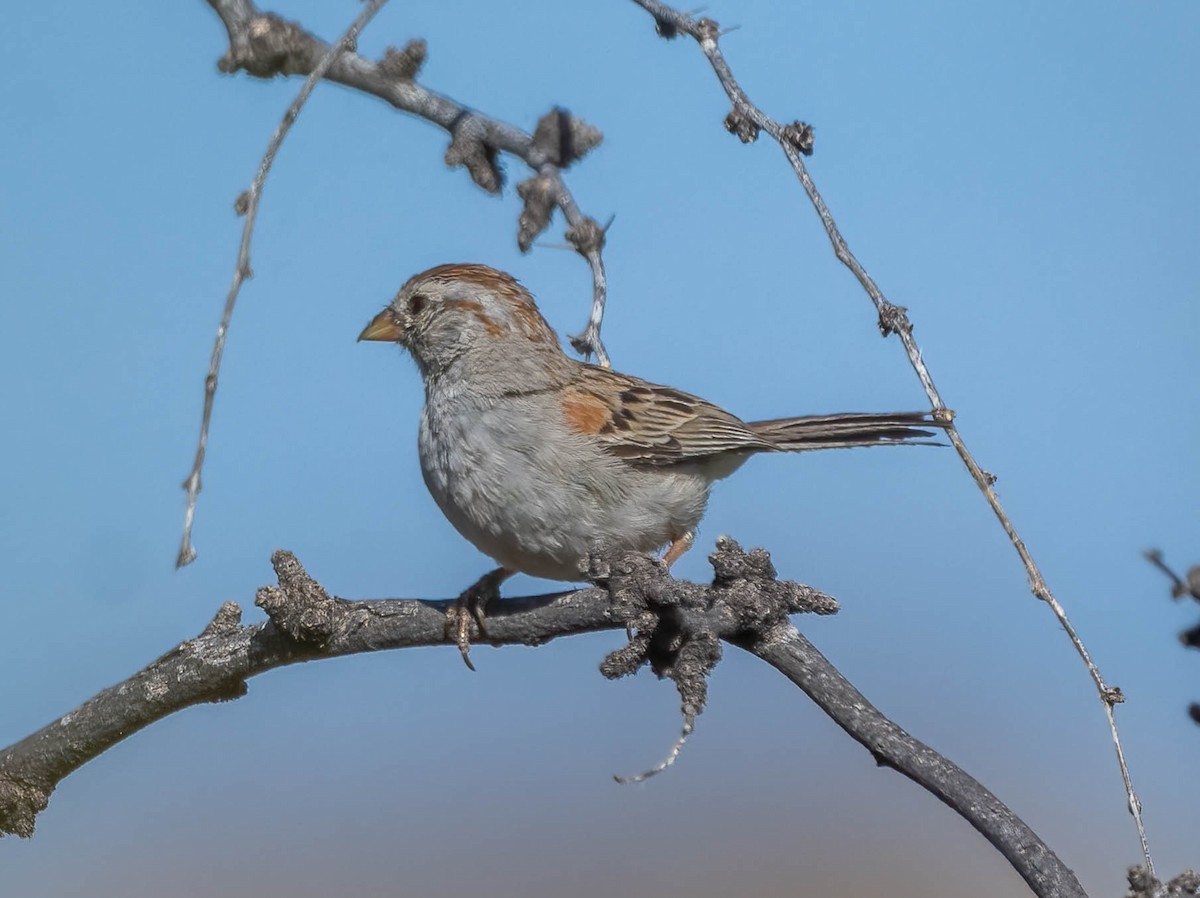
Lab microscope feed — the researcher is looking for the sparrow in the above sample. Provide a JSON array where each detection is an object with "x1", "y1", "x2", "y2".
[{"x1": 359, "y1": 263, "x2": 942, "y2": 666}]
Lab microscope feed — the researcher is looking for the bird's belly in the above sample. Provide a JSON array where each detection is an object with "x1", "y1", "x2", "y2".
[{"x1": 419, "y1": 400, "x2": 712, "y2": 581}]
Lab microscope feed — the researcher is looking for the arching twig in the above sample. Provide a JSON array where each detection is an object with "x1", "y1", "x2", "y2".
[
  {"x1": 626, "y1": 0, "x2": 1154, "y2": 876},
  {"x1": 178, "y1": 0, "x2": 391, "y2": 568}
]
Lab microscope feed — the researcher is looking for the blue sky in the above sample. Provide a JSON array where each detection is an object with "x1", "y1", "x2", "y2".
[{"x1": 2, "y1": 1, "x2": 1198, "y2": 895}]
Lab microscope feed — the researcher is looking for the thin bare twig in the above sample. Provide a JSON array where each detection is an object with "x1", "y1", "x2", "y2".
[
  {"x1": 626, "y1": 0, "x2": 1155, "y2": 876},
  {"x1": 1144, "y1": 549, "x2": 1200, "y2": 730},
  {"x1": 0, "y1": 544, "x2": 1085, "y2": 898},
  {"x1": 1144, "y1": 549, "x2": 1200, "y2": 603},
  {"x1": 180, "y1": 2, "x2": 614, "y2": 565},
  {"x1": 177, "y1": 0, "x2": 390, "y2": 568}
]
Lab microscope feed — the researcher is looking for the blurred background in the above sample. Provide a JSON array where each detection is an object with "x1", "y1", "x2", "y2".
[{"x1": 2, "y1": 1, "x2": 1198, "y2": 895}]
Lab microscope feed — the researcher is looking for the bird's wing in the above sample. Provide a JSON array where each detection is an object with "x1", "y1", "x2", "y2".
[{"x1": 558, "y1": 364, "x2": 775, "y2": 465}]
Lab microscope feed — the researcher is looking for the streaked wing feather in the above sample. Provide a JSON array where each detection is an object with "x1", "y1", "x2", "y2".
[{"x1": 563, "y1": 365, "x2": 774, "y2": 465}]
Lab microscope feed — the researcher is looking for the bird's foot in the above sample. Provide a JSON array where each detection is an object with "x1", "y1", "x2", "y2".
[
  {"x1": 662, "y1": 531, "x2": 695, "y2": 569},
  {"x1": 447, "y1": 567, "x2": 512, "y2": 671}
]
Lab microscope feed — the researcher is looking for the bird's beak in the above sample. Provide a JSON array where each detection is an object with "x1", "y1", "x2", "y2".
[{"x1": 358, "y1": 308, "x2": 403, "y2": 343}]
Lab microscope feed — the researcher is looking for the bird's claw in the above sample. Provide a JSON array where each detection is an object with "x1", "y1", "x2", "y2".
[{"x1": 447, "y1": 567, "x2": 510, "y2": 671}]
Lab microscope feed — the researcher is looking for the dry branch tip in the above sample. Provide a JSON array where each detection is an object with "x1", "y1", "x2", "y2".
[
  {"x1": 255, "y1": 551, "x2": 338, "y2": 645},
  {"x1": 516, "y1": 175, "x2": 557, "y2": 252},
  {"x1": 200, "y1": 601, "x2": 244, "y2": 638},
  {"x1": 782, "y1": 120, "x2": 815, "y2": 156},
  {"x1": 445, "y1": 117, "x2": 504, "y2": 194},
  {"x1": 380, "y1": 39, "x2": 426, "y2": 81},
  {"x1": 532, "y1": 108, "x2": 603, "y2": 169},
  {"x1": 723, "y1": 109, "x2": 759, "y2": 144}
]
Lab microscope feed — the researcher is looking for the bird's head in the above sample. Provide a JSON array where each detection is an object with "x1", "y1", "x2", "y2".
[{"x1": 359, "y1": 264, "x2": 567, "y2": 381}]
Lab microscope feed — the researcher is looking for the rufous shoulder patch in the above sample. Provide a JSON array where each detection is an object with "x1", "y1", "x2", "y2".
[{"x1": 561, "y1": 390, "x2": 612, "y2": 435}]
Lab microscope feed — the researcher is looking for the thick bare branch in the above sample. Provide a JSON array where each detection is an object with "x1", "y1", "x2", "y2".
[
  {"x1": 0, "y1": 541, "x2": 1083, "y2": 898},
  {"x1": 626, "y1": 0, "x2": 1154, "y2": 876},
  {"x1": 0, "y1": 553, "x2": 615, "y2": 839},
  {"x1": 746, "y1": 630, "x2": 1087, "y2": 898}
]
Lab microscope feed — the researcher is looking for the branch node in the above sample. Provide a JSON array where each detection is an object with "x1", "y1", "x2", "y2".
[
  {"x1": 200, "y1": 601, "x2": 243, "y2": 638},
  {"x1": 877, "y1": 302, "x2": 911, "y2": 337},
  {"x1": 568, "y1": 328, "x2": 601, "y2": 359},
  {"x1": 588, "y1": 551, "x2": 716, "y2": 700},
  {"x1": 723, "y1": 109, "x2": 759, "y2": 144},
  {"x1": 708, "y1": 536, "x2": 840, "y2": 634},
  {"x1": 0, "y1": 778, "x2": 50, "y2": 839},
  {"x1": 531, "y1": 107, "x2": 603, "y2": 169},
  {"x1": 515, "y1": 175, "x2": 557, "y2": 253},
  {"x1": 782, "y1": 120, "x2": 816, "y2": 156},
  {"x1": 255, "y1": 551, "x2": 338, "y2": 645},
  {"x1": 586, "y1": 539, "x2": 837, "y2": 779},
  {"x1": 695, "y1": 17, "x2": 721, "y2": 43},
  {"x1": 565, "y1": 217, "x2": 606, "y2": 258},
  {"x1": 444, "y1": 117, "x2": 504, "y2": 194},
  {"x1": 869, "y1": 748, "x2": 898, "y2": 770},
  {"x1": 219, "y1": 14, "x2": 317, "y2": 79},
  {"x1": 651, "y1": 14, "x2": 680, "y2": 40},
  {"x1": 1104, "y1": 686, "x2": 1126, "y2": 706},
  {"x1": 932, "y1": 406, "x2": 956, "y2": 425},
  {"x1": 1125, "y1": 865, "x2": 1200, "y2": 898},
  {"x1": 234, "y1": 190, "x2": 251, "y2": 216},
  {"x1": 379, "y1": 39, "x2": 426, "y2": 81}
]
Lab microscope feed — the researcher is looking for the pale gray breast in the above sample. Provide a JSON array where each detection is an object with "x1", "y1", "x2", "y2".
[{"x1": 418, "y1": 386, "x2": 726, "y2": 579}]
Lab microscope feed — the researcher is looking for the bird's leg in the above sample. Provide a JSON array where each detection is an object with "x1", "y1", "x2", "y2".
[
  {"x1": 449, "y1": 567, "x2": 512, "y2": 671},
  {"x1": 662, "y1": 531, "x2": 695, "y2": 568}
]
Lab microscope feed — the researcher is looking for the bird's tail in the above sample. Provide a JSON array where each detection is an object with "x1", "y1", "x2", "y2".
[{"x1": 748, "y1": 411, "x2": 946, "y2": 452}]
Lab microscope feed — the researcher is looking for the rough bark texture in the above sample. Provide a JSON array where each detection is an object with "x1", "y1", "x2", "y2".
[{"x1": 0, "y1": 539, "x2": 1086, "y2": 898}]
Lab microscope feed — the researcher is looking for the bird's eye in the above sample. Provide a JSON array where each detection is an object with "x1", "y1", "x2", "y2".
[{"x1": 409, "y1": 293, "x2": 428, "y2": 316}]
